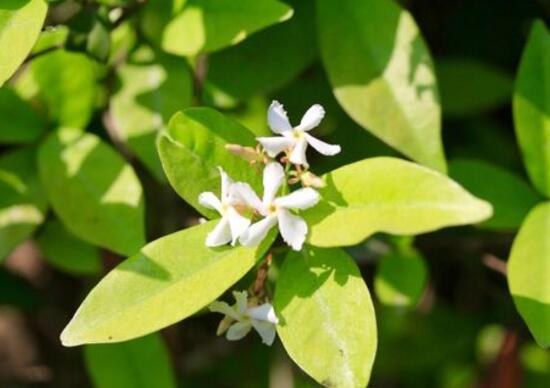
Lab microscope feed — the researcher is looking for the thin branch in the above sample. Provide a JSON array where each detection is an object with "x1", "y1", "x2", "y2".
[{"x1": 482, "y1": 254, "x2": 507, "y2": 276}]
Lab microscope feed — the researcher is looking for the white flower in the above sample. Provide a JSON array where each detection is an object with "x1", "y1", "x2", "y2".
[
  {"x1": 210, "y1": 291, "x2": 279, "y2": 346},
  {"x1": 233, "y1": 162, "x2": 319, "y2": 251},
  {"x1": 257, "y1": 100, "x2": 341, "y2": 166},
  {"x1": 198, "y1": 167, "x2": 251, "y2": 247}
]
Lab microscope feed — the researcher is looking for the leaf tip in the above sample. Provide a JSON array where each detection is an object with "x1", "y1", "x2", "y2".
[
  {"x1": 280, "y1": 7, "x2": 294, "y2": 22},
  {"x1": 60, "y1": 325, "x2": 80, "y2": 347}
]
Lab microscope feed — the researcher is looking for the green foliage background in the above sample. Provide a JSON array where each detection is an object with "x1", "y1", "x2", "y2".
[{"x1": 1, "y1": 0, "x2": 550, "y2": 387}]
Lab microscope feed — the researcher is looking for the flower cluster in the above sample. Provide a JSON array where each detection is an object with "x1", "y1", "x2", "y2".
[
  {"x1": 210, "y1": 291, "x2": 279, "y2": 345},
  {"x1": 205, "y1": 101, "x2": 341, "y2": 345},
  {"x1": 198, "y1": 101, "x2": 341, "y2": 252}
]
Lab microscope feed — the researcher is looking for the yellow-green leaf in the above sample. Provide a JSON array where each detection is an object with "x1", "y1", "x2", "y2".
[
  {"x1": 38, "y1": 129, "x2": 145, "y2": 256},
  {"x1": 0, "y1": 0, "x2": 48, "y2": 86},
  {"x1": 110, "y1": 46, "x2": 193, "y2": 181},
  {"x1": 508, "y1": 202, "x2": 550, "y2": 348},
  {"x1": 158, "y1": 108, "x2": 262, "y2": 218},
  {"x1": 61, "y1": 221, "x2": 272, "y2": 346},
  {"x1": 513, "y1": 20, "x2": 550, "y2": 197},
  {"x1": 274, "y1": 247, "x2": 377, "y2": 387},
  {"x1": 15, "y1": 50, "x2": 99, "y2": 128},
  {"x1": 317, "y1": 0, "x2": 446, "y2": 172},
  {"x1": 304, "y1": 157, "x2": 492, "y2": 247},
  {"x1": 160, "y1": 0, "x2": 293, "y2": 56}
]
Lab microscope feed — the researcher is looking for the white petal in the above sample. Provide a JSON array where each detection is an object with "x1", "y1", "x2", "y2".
[
  {"x1": 217, "y1": 167, "x2": 233, "y2": 200},
  {"x1": 250, "y1": 319, "x2": 277, "y2": 345},
  {"x1": 198, "y1": 192, "x2": 222, "y2": 213},
  {"x1": 278, "y1": 209, "x2": 307, "y2": 251},
  {"x1": 209, "y1": 301, "x2": 240, "y2": 321},
  {"x1": 305, "y1": 133, "x2": 341, "y2": 156},
  {"x1": 262, "y1": 162, "x2": 285, "y2": 205},
  {"x1": 229, "y1": 182, "x2": 263, "y2": 211},
  {"x1": 268, "y1": 100, "x2": 292, "y2": 134},
  {"x1": 226, "y1": 321, "x2": 252, "y2": 341},
  {"x1": 247, "y1": 303, "x2": 279, "y2": 324},
  {"x1": 239, "y1": 215, "x2": 278, "y2": 247},
  {"x1": 205, "y1": 217, "x2": 232, "y2": 247},
  {"x1": 233, "y1": 290, "x2": 248, "y2": 315},
  {"x1": 289, "y1": 137, "x2": 308, "y2": 166},
  {"x1": 226, "y1": 207, "x2": 251, "y2": 245},
  {"x1": 297, "y1": 104, "x2": 325, "y2": 131},
  {"x1": 257, "y1": 136, "x2": 295, "y2": 157},
  {"x1": 275, "y1": 188, "x2": 320, "y2": 210}
]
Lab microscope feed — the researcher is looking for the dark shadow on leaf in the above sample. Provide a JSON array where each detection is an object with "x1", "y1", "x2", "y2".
[
  {"x1": 513, "y1": 295, "x2": 550, "y2": 348},
  {"x1": 0, "y1": 0, "x2": 30, "y2": 11},
  {"x1": 302, "y1": 172, "x2": 345, "y2": 230},
  {"x1": 117, "y1": 252, "x2": 172, "y2": 281},
  {"x1": 45, "y1": 132, "x2": 145, "y2": 256}
]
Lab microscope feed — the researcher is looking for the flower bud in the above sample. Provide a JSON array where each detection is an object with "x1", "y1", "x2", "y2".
[
  {"x1": 300, "y1": 171, "x2": 325, "y2": 188},
  {"x1": 225, "y1": 144, "x2": 260, "y2": 162}
]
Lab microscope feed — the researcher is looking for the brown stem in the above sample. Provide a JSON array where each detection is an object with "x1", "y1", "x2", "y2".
[{"x1": 252, "y1": 253, "x2": 273, "y2": 298}]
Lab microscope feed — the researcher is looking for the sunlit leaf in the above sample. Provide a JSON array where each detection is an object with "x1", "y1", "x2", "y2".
[
  {"x1": 110, "y1": 46, "x2": 193, "y2": 181},
  {"x1": 0, "y1": 147, "x2": 47, "y2": 261},
  {"x1": 274, "y1": 247, "x2": 377, "y2": 387},
  {"x1": 206, "y1": 0, "x2": 315, "y2": 101},
  {"x1": 0, "y1": 0, "x2": 48, "y2": 86},
  {"x1": 317, "y1": 0, "x2": 446, "y2": 172},
  {"x1": 37, "y1": 219, "x2": 102, "y2": 276},
  {"x1": 0, "y1": 87, "x2": 46, "y2": 144},
  {"x1": 437, "y1": 58, "x2": 512, "y2": 117},
  {"x1": 60, "y1": 221, "x2": 273, "y2": 346},
  {"x1": 158, "y1": 108, "x2": 262, "y2": 218},
  {"x1": 85, "y1": 333, "x2": 176, "y2": 388},
  {"x1": 38, "y1": 129, "x2": 145, "y2": 256},
  {"x1": 159, "y1": 0, "x2": 293, "y2": 56},
  {"x1": 508, "y1": 202, "x2": 550, "y2": 348},
  {"x1": 449, "y1": 159, "x2": 541, "y2": 229},
  {"x1": 513, "y1": 20, "x2": 550, "y2": 197},
  {"x1": 304, "y1": 157, "x2": 492, "y2": 247},
  {"x1": 15, "y1": 50, "x2": 99, "y2": 128}
]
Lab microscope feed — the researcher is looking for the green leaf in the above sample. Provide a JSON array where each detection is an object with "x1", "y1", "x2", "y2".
[
  {"x1": 110, "y1": 46, "x2": 193, "y2": 181},
  {"x1": 206, "y1": 0, "x2": 316, "y2": 101},
  {"x1": 15, "y1": 50, "x2": 99, "y2": 128},
  {"x1": 0, "y1": 87, "x2": 46, "y2": 144},
  {"x1": 513, "y1": 21, "x2": 550, "y2": 197},
  {"x1": 304, "y1": 157, "x2": 492, "y2": 247},
  {"x1": 437, "y1": 58, "x2": 512, "y2": 117},
  {"x1": 158, "y1": 108, "x2": 262, "y2": 218},
  {"x1": 317, "y1": 0, "x2": 446, "y2": 172},
  {"x1": 31, "y1": 25, "x2": 69, "y2": 54},
  {"x1": 274, "y1": 247, "x2": 377, "y2": 387},
  {"x1": 37, "y1": 219, "x2": 102, "y2": 276},
  {"x1": 449, "y1": 159, "x2": 541, "y2": 230},
  {"x1": 60, "y1": 220, "x2": 272, "y2": 346},
  {"x1": 0, "y1": 147, "x2": 47, "y2": 261},
  {"x1": 87, "y1": 17, "x2": 111, "y2": 62},
  {"x1": 85, "y1": 333, "x2": 176, "y2": 388},
  {"x1": 160, "y1": 0, "x2": 293, "y2": 56},
  {"x1": 374, "y1": 250, "x2": 428, "y2": 308},
  {"x1": 508, "y1": 202, "x2": 550, "y2": 348},
  {"x1": 38, "y1": 129, "x2": 145, "y2": 256},
  {"x1": 0, "y1": 0, "x2": 48, "y2": 86}
]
